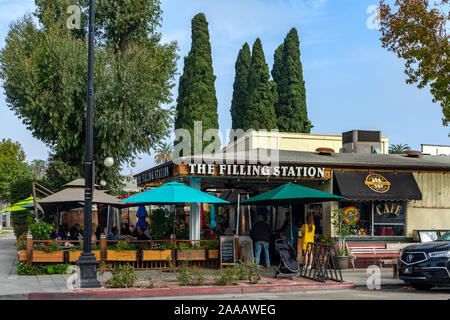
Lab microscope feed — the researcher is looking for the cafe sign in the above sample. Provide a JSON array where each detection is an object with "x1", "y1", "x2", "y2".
[
  {"x1": 364, "y1": 173, "x2": 391, "y2": 193},
  {"x1": 187, "y1": 163, "x2": 328, "y2": 179}
]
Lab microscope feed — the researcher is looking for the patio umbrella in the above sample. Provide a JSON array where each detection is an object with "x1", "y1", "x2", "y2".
[
  {"x1": 119, "y1": 182, "x2": 229, "y2": 239},
  {"x1": 241, "y1": 183, "x2": 343, "y2": 245},
  {"x1": 119, "y1": 182, "x2": 230, "y2": 205},
  {"x1": 135, "y1": 205, "x2": 148, "y2": 230},
  {"x1": 0, "y1": 196, "x2": 41, "y2": 213}
]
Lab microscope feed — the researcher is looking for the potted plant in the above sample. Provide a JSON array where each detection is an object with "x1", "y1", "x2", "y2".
[
  {"x1": 176, "y1": 242, "x2": 206, "y2": 261},
  {"x1": 141, "y1": 241, "x2": 173, "y2": 261},
  {"x1": 331, "y1": 208, "x2": 358, "y2": 270},
  {"x1": 32, "y1": 240, "x2": 64, "y2": 263},
  {"x1": 68, "y1": 244, "x2": 101, "y2": 262},
  {"x1": 203, "y1": 240, "x2": 219, "y2": 259},
  {"x1": 106, "y1": 241, "x2": 137, "y2": 261}
]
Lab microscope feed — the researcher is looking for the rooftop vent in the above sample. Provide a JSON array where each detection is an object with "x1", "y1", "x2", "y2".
[
  {"x1": 405, "y1": 150, "x2": 423, "y2": 158},
  {"x1": 316, "y1": 147, "x2": 335, "y2": 155}
]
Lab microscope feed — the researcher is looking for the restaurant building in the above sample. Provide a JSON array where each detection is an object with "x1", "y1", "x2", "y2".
[{"x1": 136, "y1": 130, "x2": 450, "y2": 243}]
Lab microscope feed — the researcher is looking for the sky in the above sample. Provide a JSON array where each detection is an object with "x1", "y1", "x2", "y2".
[{"x1": 0, "y1": 0, "x2": 448, "y2": 176}]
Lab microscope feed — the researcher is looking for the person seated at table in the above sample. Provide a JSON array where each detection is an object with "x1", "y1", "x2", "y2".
[
  {"x1": 74, "y1": 223, "x2": 83, "y2": 237},
  {"x1": 121, "y1": 223, "x2": 131, "y2": 236},
  {"x1": 57, "y1": 225, "x2": 68, "y2": 240},
  {"x1": 107, "y1": 226, "x2": 120, "y2": 241},
  {"x1": 50, "y1": 227, "x2": 58, "y2": 240},
  {"x1": 135, "y1": 226, "x2": 150, "y2": 241},
  {"x1": 69, "y1": 226, "x2": 82, "y2": 241},
  {"x1": 95, "y1": 225, "x2": 105, "y2": 240}
]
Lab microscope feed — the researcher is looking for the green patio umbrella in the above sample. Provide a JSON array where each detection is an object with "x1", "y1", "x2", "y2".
[
  {"x1": 0, "y1": 196, "x2": 40, "y2": 213},
  {"x1": 241, "y1": 183, "x2": 343, "y2": 245},
  {"x1": 241, "y1": 183, "x2": 343, "y2": 205}
]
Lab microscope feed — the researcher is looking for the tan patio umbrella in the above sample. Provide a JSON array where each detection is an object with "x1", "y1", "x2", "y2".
[{"x1": 38, "y1": 178, "x2": 122, "y2": 208}]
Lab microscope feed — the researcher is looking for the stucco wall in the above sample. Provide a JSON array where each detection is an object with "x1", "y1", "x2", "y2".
[{"x1": 405, "y1": 172, "x2": 450, "y2": 237}]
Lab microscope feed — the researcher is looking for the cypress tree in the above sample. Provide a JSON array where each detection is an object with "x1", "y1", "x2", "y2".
[
  {"x1": 241, "y1": 38, "x2": 277, "y2": 131},
  {"x1": 175, "y1": 13, "x2": 219, "y2": 154},
  {"x1": 230, "y1": 43, "x2": 251, "y2": 130},
  {"x1": 272, "y1": 28, "x2": 312, "y2": 133}
]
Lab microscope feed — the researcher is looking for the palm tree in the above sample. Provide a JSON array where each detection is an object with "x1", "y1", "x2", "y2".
[
  {"x1": 389, "y1": 144, "x2": 411, "y2": 154},
  {"x1": 154, "y1": 142, "x2": 173, "y2": 164},
  {"x1": 29, "y1": 159, "x2": 47, "y2": 178}
]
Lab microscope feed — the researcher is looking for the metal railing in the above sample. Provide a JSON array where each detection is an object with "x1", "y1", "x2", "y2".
[{"x1": 299, "y1": 242, "x2": 343, "y2": 283}]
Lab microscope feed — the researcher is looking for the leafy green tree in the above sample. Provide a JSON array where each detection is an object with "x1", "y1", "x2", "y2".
[
  {"x1": 174, "y1": 13, "x2": 219, "y2": 155},
  {"x1": 230, "y1": 43, "x2": 251, "y2": 130},
  {"x1": 389, "y1": 143, "x2": 411, "y2": 154},
  {"x1": 379, "y1": 0, "x2": 449, "y2": 125},
  {"x1": 241, "y1": 38, "x2": 278, "y2": 131},
  {"x1": 0, "y1": 0, "x2": 178, "y2": 193},
  {"x1": 0, "y1": 139, "x2": 34, "y2": 203},
  {"x1": 272, "y1": 28, "x2": 312, "y2": 133}
]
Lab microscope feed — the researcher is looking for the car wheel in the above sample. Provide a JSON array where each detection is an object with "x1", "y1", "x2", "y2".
[{"x1": 411, "y1": 283, "x2": 433, "y2": 291}]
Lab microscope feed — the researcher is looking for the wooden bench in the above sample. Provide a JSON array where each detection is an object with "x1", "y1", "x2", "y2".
[{"x1": 346, "y1": 243, "x2": 400, "y2": 271}]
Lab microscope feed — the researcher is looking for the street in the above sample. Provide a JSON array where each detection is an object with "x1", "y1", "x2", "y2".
[{"x1": 137, "y1": 287, "x2": 450, "y2": 300}]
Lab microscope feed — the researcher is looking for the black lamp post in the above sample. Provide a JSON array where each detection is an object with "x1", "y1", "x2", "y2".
[{"x1": 77, "y1": 0, "x2": 101, "y2": 288}]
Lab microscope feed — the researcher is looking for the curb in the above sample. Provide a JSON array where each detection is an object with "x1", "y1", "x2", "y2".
[{"x1": 28, "y1": 282, "x2": 356, "y2": 300}]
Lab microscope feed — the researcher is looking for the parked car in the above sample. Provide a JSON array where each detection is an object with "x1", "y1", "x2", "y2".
[{"x1": 399, "y1": 231, "x2": 450, "y2": 290}]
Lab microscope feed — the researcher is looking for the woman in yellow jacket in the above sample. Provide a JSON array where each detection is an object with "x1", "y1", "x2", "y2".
[{"x1": 300, "y1": 214, "x2": 315, "y2": 269}]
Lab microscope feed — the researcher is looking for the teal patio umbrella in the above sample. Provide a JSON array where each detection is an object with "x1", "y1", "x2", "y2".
[
  {"x1": 119, "y1": 182, "x2": 229, "y2": 239},
  {"x1": 241, "y1": 183, "x2": 343, "y2": 246},
  {"x1": 119, "y1": 182, "x2": 229, "y2": 205}
]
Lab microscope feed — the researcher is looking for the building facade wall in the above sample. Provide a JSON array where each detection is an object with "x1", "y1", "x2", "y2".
[
  {"x1": 406, "y1": 172, "x2": 450, "y2": 237},
  {"x1": 224, "y1": 130, "x2": 389, "y2": 154}
]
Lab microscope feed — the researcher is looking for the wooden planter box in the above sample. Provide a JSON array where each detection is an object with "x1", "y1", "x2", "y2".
[
  {"x1": 69, "y1": 250, "x2": 101, "y2": 263},
  {"x1": 207, "y1": 249, "x2": 219, "y2": 259},
  {"x1": 142, "y1": 250, "x2": 172, "y2": 261},
  {"x1": 106, "y1": 250, "x2": 137, "y2": 261},
  {"x1": 32, "y1": 250, "x2": 64, "y2": 263},
  {"x1": 18, "y1": 250, "x2": 27, "y2": 261},
  {"x1": 176, "y1": 249, "x2": 206, "y2": 261}
]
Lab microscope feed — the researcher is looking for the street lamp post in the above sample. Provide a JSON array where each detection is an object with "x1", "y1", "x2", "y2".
[{"x1": 77, "y1": 0, "x2": 101, "y2": 288}]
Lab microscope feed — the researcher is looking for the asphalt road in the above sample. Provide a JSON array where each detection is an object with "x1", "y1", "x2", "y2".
[{"x1": 135, "y1": 286, "x2": 450, "y2": 300}]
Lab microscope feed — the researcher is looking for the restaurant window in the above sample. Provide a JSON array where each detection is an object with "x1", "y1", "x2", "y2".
[{"x1": 340, "y1": 201, "x2": 405, "y2": 237}]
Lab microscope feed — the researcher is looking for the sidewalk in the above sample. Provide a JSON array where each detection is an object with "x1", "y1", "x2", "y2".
[{"x1": 0, "y1": 232, "x2": 403, "y2": 299}]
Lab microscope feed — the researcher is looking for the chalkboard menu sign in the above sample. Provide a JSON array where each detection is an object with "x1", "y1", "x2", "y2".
[{"x1": 220, "y1": 236, "x2": 236, "y2": 267}]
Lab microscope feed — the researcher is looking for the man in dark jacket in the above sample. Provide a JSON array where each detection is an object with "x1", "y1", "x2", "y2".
[{"x1": 250, "y1": 213, "x2": 272, "y2": 268}]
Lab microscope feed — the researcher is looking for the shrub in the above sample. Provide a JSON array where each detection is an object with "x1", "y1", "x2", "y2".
[
  {"x1": 105, "y1": 264, "x2": 137, "y2": 288},
  {"x1": 108, "y1": 241, "x2": 133, "y2": 251},
  {"x1": 16, "y1": 262, "x2": 70, "y2": 275},
  {"x1": 234, "y1": 261, "x2": 262, "y2": 284},
  {"x1": 176, "y1": 263, "x2": 205, "y2": 286},
  {"x1": 214, "y1": 267, "x2": 238, "y2": 286},
  {"x1": 29, "y1": 221, "x2": 54, "y2": 240}
]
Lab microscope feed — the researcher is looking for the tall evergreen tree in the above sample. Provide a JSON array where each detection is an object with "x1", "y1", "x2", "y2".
[
  {"x1": 230, "y1": 43, "x2": 251, "y2": 130},
  {"x1": 241, "y1": 39, "x2": 277, "y2": 131},
  {"x1": 272, "y1": 28, "x2": 312, "y2": 133},
  {"x1": 175, "y1": 13, "x2": 219, "y2": 154}
]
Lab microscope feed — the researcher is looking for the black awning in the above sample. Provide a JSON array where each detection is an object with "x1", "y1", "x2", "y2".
[{"x1": 334, "y1": 171, "x2": 422, "y2": 201}]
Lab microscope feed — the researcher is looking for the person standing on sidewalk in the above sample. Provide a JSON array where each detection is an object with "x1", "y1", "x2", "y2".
[
  {"x1": 250, "y1": 213, "x2": 272, "y2": 268},
  {"x1": 300, "y1": 213, "x2": 316, "y2": 269}
]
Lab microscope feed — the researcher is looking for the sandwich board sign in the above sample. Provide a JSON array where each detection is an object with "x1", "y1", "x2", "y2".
[{"x1": 220, "y1": 236, "x2": 236, "y2": 267}]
